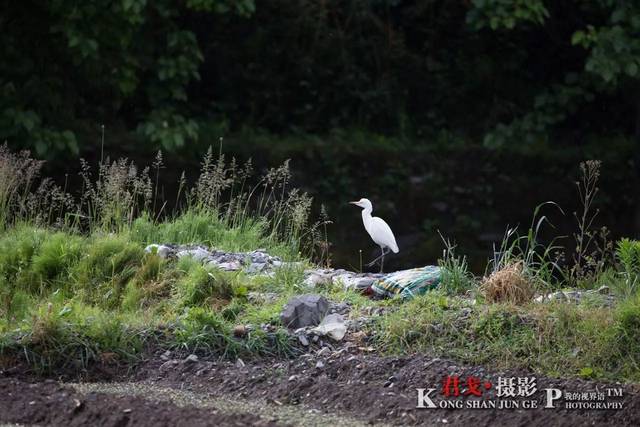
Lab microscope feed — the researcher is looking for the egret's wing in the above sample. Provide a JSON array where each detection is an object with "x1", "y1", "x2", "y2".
[{"x1": 370, "y1": 217, "x2": 399, "y2": 253}]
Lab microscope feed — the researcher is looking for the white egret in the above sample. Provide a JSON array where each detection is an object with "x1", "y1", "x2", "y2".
[{"x1": 349, "y1": 198, "x2": 399, "y2": 273}]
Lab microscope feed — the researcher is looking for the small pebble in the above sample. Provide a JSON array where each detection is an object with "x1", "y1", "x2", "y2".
[
  {"x1": 184, "y1": 354, "x2": 199, "y2": 363},
  {"x1": 298, "y1": 335, "x2": 309, "y2": 346}
]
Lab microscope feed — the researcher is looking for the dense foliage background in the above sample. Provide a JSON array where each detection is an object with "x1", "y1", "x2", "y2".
[{"x1": 1, "y1": 0, "x2": 639, "y2": 268}]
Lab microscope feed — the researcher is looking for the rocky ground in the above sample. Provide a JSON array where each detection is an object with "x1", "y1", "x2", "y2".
[{"x1": 2, "y1": 345, "x2": 638, "y2": 427}]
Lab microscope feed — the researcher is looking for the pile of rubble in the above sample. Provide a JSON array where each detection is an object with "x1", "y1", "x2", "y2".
[
  {"x1": 144, "y1": 244, "x2": 382, "y2": 348},
  {"x1": 145, "y1": 244, "x2": 620, "y2": 358},
  {"x1": 534, "y1": 285, "x2": 615, "y2": 307},
  {"x1": 302, "y1": 269, "x2": 381, "y2": 292},
  {"x1": 144, "y1": 244, "x2": 301, "y2": 275},
  {"x1": 278, "y1": 294, "x2": 387, "y2": 350},
  {"x1": 145, "y1": 244, "x2": 382, "y2": 293}
]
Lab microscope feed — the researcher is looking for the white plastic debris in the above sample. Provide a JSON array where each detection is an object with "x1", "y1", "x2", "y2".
[
  {"x1": 214, "y1": 261, "x2": 242, "y2": 271},
  {"x1": 332, "y1": 273, "x2": 376, "y2": 291},
  {"x1": 311, "y1": 313, "x2": 347, "y2": 341},
  {"x1": 144, "y1": 244, "x2": 173, "y2": 259},
  {"x1": 303, "y1": 272, "x2": 333, "y2": 288},
  {"x1": 177, "y1": 247, "x2": 211, "y2": 262}
]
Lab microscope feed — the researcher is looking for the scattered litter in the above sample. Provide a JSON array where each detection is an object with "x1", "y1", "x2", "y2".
[
  {"x1": 534, "y1": 285, "x2": 615, "y2": 306},
  {"x1": 372, "y1": 266, "x2": 441, "y2": 299},
  {"x1": 144, "y1": 244, "x2": 173, "y2": 258},
  {"x1": 303, "y1": 268, "x2": 380, "y2": 291},
  {"x1": 144, "y1": 244, "x2": 286, "y2": 276},
  {"x1": 215, "y1": 261, "x2": 242, "y2": 271},
  {"x1": 177, "y1": 247, "x2": 211, "y2": 262},
  {"x1": 145, "y1": 245, "x2": 443, "y2": 305},
  {"x1": 311, "y1": 313, "x2": 347, "y2": 341}
]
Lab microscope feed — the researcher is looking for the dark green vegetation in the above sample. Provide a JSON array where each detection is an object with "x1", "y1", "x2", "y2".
[
  {"x1": 0, "y1": 147, "x2": 639, "y2": 384},
  {"x1": 3, "y1": 1, "x2": 640, "y2": 154}
]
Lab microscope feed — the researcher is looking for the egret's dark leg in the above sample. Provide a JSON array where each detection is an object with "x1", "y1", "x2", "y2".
[
  {"x1": 380, "y1": 250, "x2": 385, "y2": 274},
  {"x1": 366, "y1": 247, "x2": 387, "y2": 267}
]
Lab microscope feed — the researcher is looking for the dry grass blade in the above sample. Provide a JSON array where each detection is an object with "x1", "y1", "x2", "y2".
[
  {"x1": 481, "y1": 261, "x2": 535, "y2": 305},
  {"x1": 0, "y1": 144, "x2": 45, "y2": 228}
]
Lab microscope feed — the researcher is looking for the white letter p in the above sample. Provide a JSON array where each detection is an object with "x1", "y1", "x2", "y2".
[{"x1": 544, "y1": 388, "x2": 562, "y2": 408}]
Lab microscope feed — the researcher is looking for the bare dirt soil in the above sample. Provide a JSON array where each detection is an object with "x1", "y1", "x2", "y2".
[
  {"x1": 2, "y1": 346, "x2": 638, "y2": 426},
  {"x1": 0, "y1": 377, "x2": 283, "y2": 426}
]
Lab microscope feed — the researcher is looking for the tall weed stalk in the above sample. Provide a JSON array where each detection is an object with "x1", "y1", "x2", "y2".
[
  {"x1": 569, "y1": 160, "x2": 614, "y2": 284},
  {"x1": 0, "y1": 144, "x2": 324, "y2": 258},
  {"x1": 488, "y1": 202, "x2": 564, "y2": 292}
]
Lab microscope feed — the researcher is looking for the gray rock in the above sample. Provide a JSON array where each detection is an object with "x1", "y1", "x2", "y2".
[
  {"x1": 244, "y1": 262, "x2": 267, "y2": 274},
  {"x1": 161, "y1": 245, "x2": 289, "y2": 275},
  {"x1": 330, "y1": 302, "x2": 350, "y2": 315},
  {"x1": 249, "y1": 250, "x2": 274, "y2": 264},
  {"x1": 298, "y1": 334, "x2": 309, "y2": 346},
  {"x1": 184, "y1": 354, "x2": 199, "y2": 363},
  {"x1": 280, "y1": 294, "x2": 329, "y2": 329},
  {"x1": 248, "y1": 292, "x2": 279, "y2": 304},
  {"x1": 317, "y1": 347, "x2": 330, "y2": 357},
  {"x1": 159, "y1": 360, "x2": 179, "y2": 371},
  {"x1": 177, "y1": 247, "x2": 211, "y2": 262}
]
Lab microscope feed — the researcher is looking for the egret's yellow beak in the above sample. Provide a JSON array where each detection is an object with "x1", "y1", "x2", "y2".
[{"x1": 349, "y1": 201, "x2": 359, "y2": 205}]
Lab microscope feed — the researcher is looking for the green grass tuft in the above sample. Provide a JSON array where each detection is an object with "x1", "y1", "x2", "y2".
[
  {"x1": 2, "y1": 299, "x2": 144, "y2": 372},
  {"x1": 31, "y1": 232, "x2": 85, "y2": 292},
  {"x1": 375, "y1": 291, "x2": 640, "y2": 382},
  {"x1": 615, "y1": 238, "x2": 640, "y2": 298},
  {"x1": 72, "y1": 235, "x2": 144, "y2": 308}
]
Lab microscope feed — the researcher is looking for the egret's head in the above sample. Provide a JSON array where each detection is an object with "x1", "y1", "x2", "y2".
[{"x1": 349, "y1": 198, "x2": 372, "y2": 210}]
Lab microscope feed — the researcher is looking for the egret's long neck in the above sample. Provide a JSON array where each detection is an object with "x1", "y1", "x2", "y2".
[{"x1": 361, "y1": 207, "x2": 373, "y2": 230}]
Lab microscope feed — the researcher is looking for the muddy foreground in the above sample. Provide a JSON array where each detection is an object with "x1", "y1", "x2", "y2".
[{"x1": 1, "y1": 347, "x2": 638, "y2": 427}]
